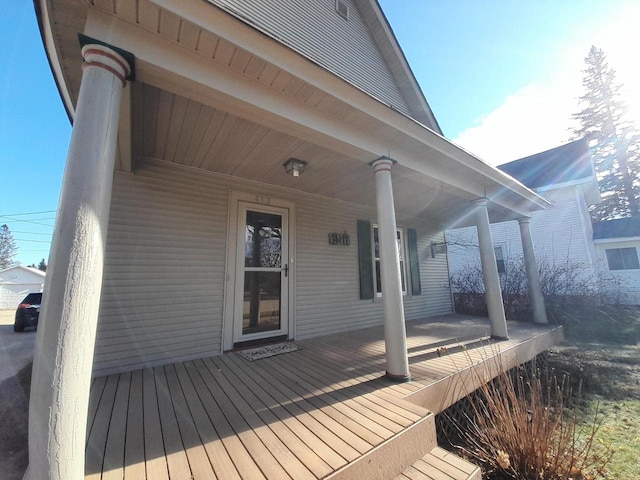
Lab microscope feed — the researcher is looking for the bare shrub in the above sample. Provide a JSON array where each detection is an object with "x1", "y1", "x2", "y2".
[
  {"x1": 450, "y1": 256, "x2": 623, "y2": 322},
  {"x1": 450, "y1": 361, "x2": 612, "y2": 479}
]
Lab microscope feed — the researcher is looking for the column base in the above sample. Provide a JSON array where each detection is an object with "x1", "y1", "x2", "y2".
[
  {"x1": 490, "y1": 335, "x2": 509, "y2": 341},
  {"x1": 385, "y1": 371, "x2": 412, "y2": 383}
]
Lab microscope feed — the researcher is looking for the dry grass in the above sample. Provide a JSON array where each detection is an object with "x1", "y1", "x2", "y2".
[{"x1": 451, "y1": 362, "x2": 612, "y2": 480}]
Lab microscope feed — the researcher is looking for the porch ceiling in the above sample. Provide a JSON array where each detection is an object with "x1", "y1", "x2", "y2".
[
  {"x1": 40, "y1": 0, "x2": 548, "y2": 227},
  {"x1": 129, "y1": 82, "x2": 485, "y2": 225}
]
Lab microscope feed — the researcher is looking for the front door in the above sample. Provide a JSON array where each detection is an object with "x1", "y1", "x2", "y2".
[{"x1": 233, "y1": 203, "x2": 289, "y2": 345}]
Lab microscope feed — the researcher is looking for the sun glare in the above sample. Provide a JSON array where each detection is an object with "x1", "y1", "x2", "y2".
[{"x1": 595, "y1": 5, "x2": 640, "y2": 127}]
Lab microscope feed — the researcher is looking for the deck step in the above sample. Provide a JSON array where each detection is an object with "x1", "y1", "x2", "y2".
[
  {"x1": 395, "y1": 446, "x2": 481, "y2": 480},
  {"x1": 326, "y1": 411, "x2": 438, "y2": 480}
]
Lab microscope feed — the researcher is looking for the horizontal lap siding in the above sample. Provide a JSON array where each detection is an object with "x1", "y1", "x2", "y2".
[
  {"x1": 295, "y1": 204, "x2": 452, "y2": 338},
  {"x1": 295, "y1": 198, "x2": 381, "y2": 339},
  {"x1": 447, "y1": 186, "x2": 598, "y2": 285},
  {"x1": 403, "y1": 230, "x2": 453, "y2": 320},
  {"x1": 94, "y1": 161, "x2": 228, "y2": 376},
  {"x1": 95, "y1": 159, "x2": 453, "y2": 374},
  {"x1": 207, "y1": 0, "x2": 411, "y2": 115}
]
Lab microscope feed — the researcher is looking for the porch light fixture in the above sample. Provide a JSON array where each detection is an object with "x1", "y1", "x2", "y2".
[{"x1": 283, "y1": 157, "x2": 308, "y2": 177}]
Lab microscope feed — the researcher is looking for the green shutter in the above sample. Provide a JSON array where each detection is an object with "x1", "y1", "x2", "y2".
[
  {"x1": 407, "y1": 228, "x2": 421, "y2": 295},
  {"x1": 357, "y1": 220, "x2": 374, "y2": 300}
]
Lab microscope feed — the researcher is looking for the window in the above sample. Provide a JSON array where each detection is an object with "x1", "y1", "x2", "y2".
[
  {"x1": 605, "y1": 247, "x2": 640, "y2": 270},
  {"x1": 357, "y1": 220, "x2": 420, "y2": 300},
  {"x1": 373, "y1": 226, "x2": 407, "y2": 296},
  {"x1": 335, "y1": 0, "x2": 350, "y2": 20},
  {"x1": 494, "y1": 246, "x2": 506, "y2": 273}
]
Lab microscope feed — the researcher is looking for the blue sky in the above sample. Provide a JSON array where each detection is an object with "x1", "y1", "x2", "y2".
[
  {"x1": 1, "y1": 1, "x2": 639, "y2": 266},
  {"x1": 379, "y1": 0, "x2": 640, "y2": 159},
  {"x1": 1, "y1": 3, "x2": 70, "y2": 266}
]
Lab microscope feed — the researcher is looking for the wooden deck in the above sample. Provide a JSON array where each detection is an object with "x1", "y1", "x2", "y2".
[{"x1": 85, "y1": 315, "x2": 563, "y2": 479}]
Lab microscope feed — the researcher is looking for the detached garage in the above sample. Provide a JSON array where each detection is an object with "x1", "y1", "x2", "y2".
[{"x1": 0, "y1": 265, "x2": 45, "y2": 310}]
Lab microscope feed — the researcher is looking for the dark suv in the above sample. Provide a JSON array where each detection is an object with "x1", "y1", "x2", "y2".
[{"x1": 14, "y1": 292, "x2": 42, "y2": 332}]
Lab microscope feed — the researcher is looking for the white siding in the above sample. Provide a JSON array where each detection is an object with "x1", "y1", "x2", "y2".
[
  {"x1": 95, "y1": 162, "x2": 229, "y2": 375},
  {"x1": 403, "y1": 229, "x2": 453, "y2": 320},
  {"x1": 295, "y1": 204, "x2": 452, "y2": 339},
  {"x1": 447, "y1": 185, "x2": 599, "y2": 287},
  {"x1": 594, "y1": 240, "x2": 640, "y2": 304},
  {"x1": 206, "y1": 0, "x2": 412, "y2": 116},
  {"x1": 94, "y1": 159, "x2": 452, "y2": 375}
]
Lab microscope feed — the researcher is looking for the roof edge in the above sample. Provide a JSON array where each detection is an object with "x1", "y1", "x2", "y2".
[
  {"x1": 357, "y1": 0, "x2": 443, "y2": 135},
  {"x1": 34, "y1": 0, "x2": 75, "y2": 123}
]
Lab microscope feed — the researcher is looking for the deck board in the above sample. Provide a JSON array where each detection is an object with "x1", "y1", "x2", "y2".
[
  {"x1": 275, "y1": 358, "x2": 420, "y2": 432},
  {"x1": 86, "y1": 316, "x2": 561, "y2": 480},
  {"x1": 172, "y1": 362, "x2": 241, "y2": 480},
  {"x1": 141, "y1": 368, "x2": 170, "y2": 480},
  {"x1": 267, "y1": 353, "x2": 406, "y2": 434},
  {"x1": 204, "y1": 355, "x2": 317, "y2": 480},
  {"x1": 221, "y1": 352, "x2": 360, "y2": 465},
  {"x1": 154, "y1": 366, "x2": 192, "y2": 479},
  {"x1": 123, "y1": 370, "x2": 147, "y2": 480},
  {"x1": 229, "y1": 352, "x2": 382, "y2": 451},
  {"x1": 182, "y1": 360, "x2": 263, "y2": 480},
  {"x1": 210, "y1": 355, "x2": 332, "y2": 479},
  {"x1": 263, "y1": 354, "x2": 395, "y2": 444},
  {"x1": 101, "y1": 372, "x2": 130, "y2": 480},
  {"x1": 86, "y1": 374, "x2": 119, "y2": 479},
  {"x1": 86, "y1": 376, "x2": 107, "y2": 444},
  {"x1": 163, "y1": 363, "x2": 216, "y2": 479},
  {"x1": 274, "y1": 350, "x2": 425, "y2": 423},
  {"x1": 195, "y1": 357, "x2": 291, "y2": 479}
]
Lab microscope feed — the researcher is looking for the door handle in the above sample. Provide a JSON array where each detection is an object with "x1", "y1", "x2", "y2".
[{"x1": 283, "y1": 264, "x2": 289, "y2": 277}]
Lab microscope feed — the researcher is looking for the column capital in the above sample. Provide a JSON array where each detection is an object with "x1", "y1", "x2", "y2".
[
  {"x1": 79, "y1": 34, "x2": 135, "y2": 87},
  {"x1": 472, "y1": 197, "x2": 488, "y2": 207},
  {"x1": 369, "y1": 156, "x2": 397, "y2": 172},
  {"x1": 517, "y1": 216, "x2": 532, "y2": 225}
]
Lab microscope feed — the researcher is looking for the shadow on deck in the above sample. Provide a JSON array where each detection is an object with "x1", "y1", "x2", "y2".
[{"x1": 85, "y1": 315, "x2": 563, "y2": 479}]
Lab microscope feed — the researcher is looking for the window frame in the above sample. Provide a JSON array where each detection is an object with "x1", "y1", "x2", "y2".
[
  {"x1": 494, "y1": 245, "x2": 506, "y2": 273},
  {"x1": 373, "y1": 225, "x2": 408, "y2": 297},
  {"x1": 605, "y1": 247, "x2": 640, "y2": 271}
]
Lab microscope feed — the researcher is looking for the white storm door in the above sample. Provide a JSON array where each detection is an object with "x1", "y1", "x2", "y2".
[{"x1": 234, "y1": 203, "x2": 289, "y2": 344}]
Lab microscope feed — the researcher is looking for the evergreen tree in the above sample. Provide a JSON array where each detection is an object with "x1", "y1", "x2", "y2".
[
  {"x1": 573, "y1": 46, "x2": 640, "y2": 220},
  {"x1": 0, "y1": 224, "x2": 18, "y2": 269},
  {"x1": 37, "y1": 258, "x2": 47, "y2": 272}
]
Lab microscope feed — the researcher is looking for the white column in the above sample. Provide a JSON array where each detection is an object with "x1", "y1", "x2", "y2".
[
  {"x1": 27, "y1": 43, "x2": 132, "y2": 480},
  {"x1": 518, "y1": 217, "x2": 548, "y2": 324},
  {"x1": 371, "y1": 157, "x2": 411, "y2": 381},
  {"x1": 473, "y1": 199, "x2": 509, "y2": 340}
]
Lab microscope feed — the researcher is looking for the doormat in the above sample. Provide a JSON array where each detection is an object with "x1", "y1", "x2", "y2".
[{"x1": 238, "y1": 342, "x2": 300, "y2": 361}]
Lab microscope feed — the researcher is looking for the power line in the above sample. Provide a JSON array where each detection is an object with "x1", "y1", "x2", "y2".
[
  {"x1": 12, "y1": 231, "x2": 53, "y2": 237},
  {"x1": 0, "y1": 216, "x2": 54, "y2": 227},
  {"x1": 0, "y1": 216, "x2": 55, "y2": 222},
  {"x1": 15, "y1": 239, "x2": 52, "y2": 244},
  {"x1": 0, "y1": 210, "x2": 56, "y2": 217}
]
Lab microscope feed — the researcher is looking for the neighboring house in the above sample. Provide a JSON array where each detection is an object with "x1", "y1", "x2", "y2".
[
  {"x1": 0, "y1": 265, "x2": 45, "y2": 310},
  {"x1": 447, "y1": 138, "x2": 601, "y2": 287},
  {"x1": 593, "y1": 217, "x2": 640, "y2": 304},
  {"x1": 29, "y1": 1, "x2": 556, "y2": 478}
]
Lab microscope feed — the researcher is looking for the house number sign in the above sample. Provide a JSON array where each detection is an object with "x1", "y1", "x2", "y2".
[
  {"x1": 328, "y1": 231, "x2": 350, "y2": 246},
  {"x1": 254, "y1": 195, "x2": 271, "y2": 205}
]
